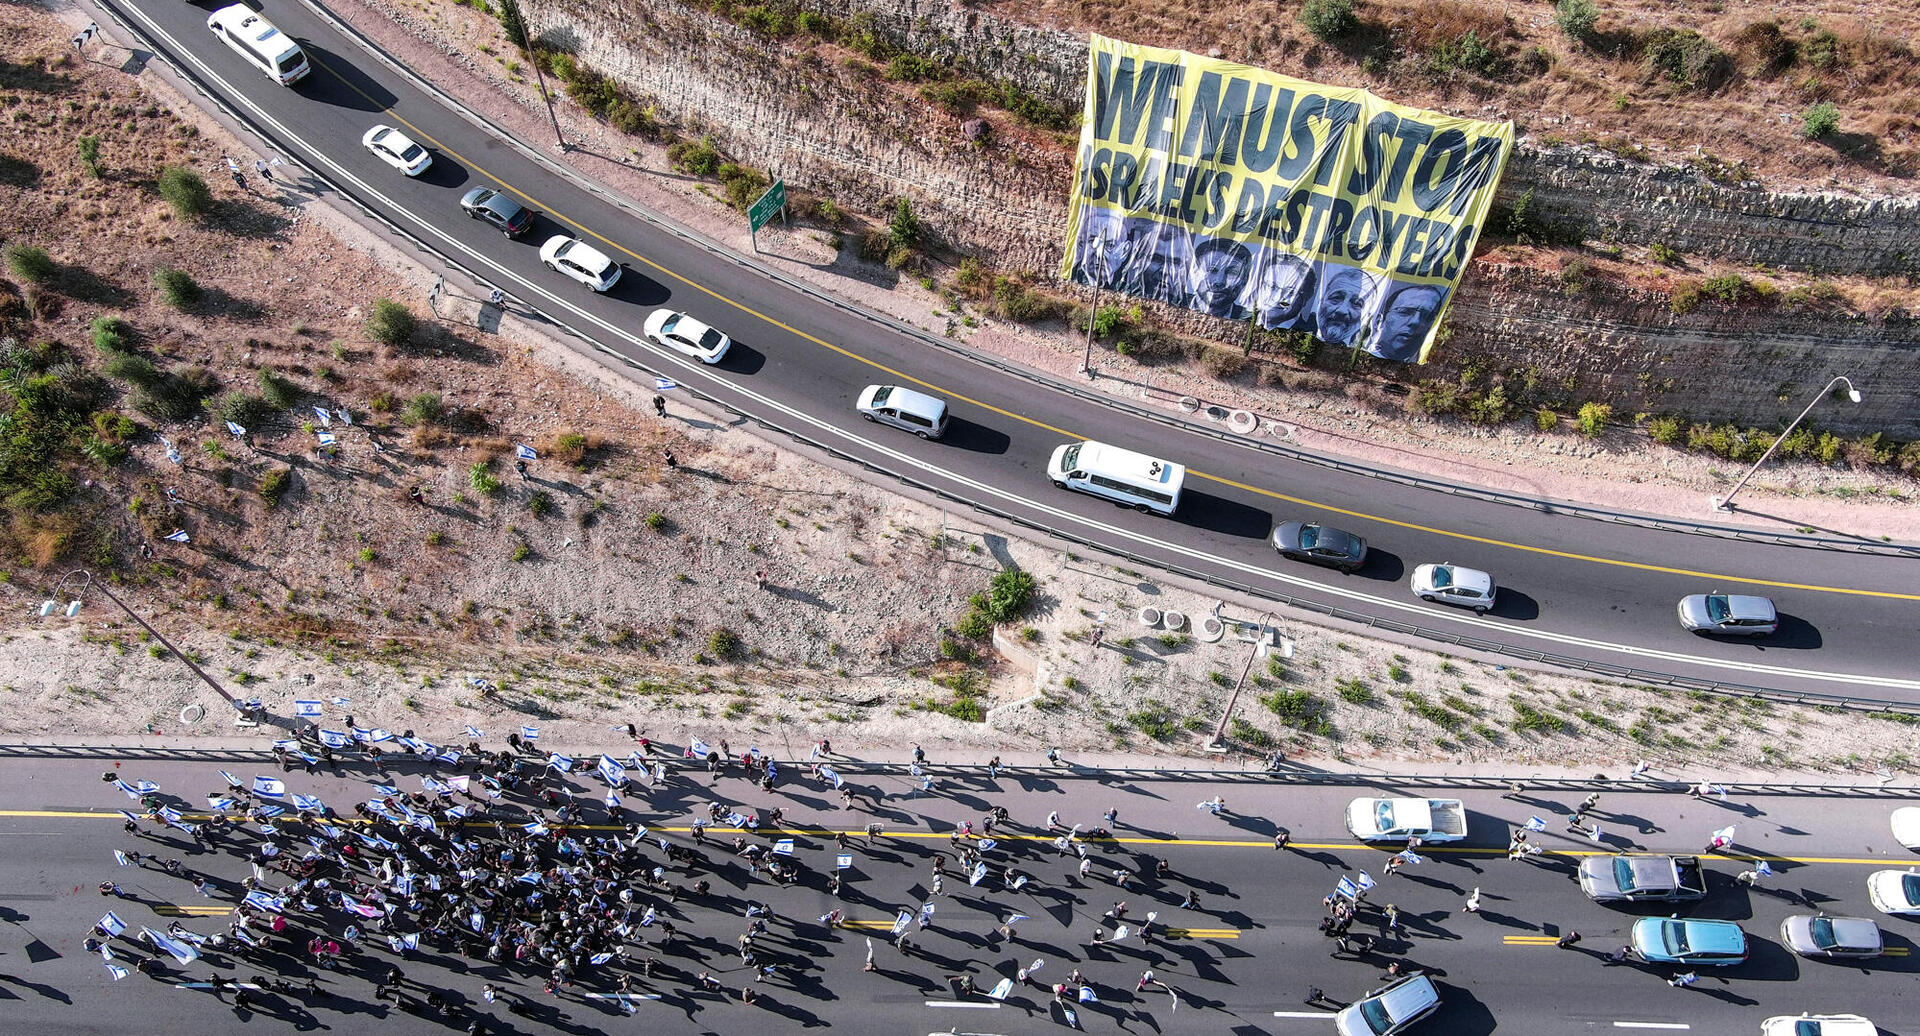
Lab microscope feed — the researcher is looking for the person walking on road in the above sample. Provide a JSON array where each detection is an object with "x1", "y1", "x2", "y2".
[
  {"x1": 1464, "y1": 887, "x2": 1481, "y2": 913},
  {"x1": 1668, "y1": 971, "x2": 1698, "y2": 988}
]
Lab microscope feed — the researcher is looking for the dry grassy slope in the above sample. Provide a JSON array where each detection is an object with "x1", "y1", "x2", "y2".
[{"x1": 986, "y1": 0, "x2": 1919, "y2": 189}]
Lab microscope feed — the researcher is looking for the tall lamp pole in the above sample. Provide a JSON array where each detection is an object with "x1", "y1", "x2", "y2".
[
  {"x1": 1206, "y1": 610, "x2": 1287, "y2": 752},
  {"x1": 39, "y1": 570, "x2": 239, "y2": 707},
  {"x1": 1712, "y1": 375, "x2": 1862, "y2": 513},
  {"x1": 1080, "y1": 232, "x2": 1111, "y2": 379},
  {"x1": 501, "y1": 0, "x2": 566, "y2": 152}
]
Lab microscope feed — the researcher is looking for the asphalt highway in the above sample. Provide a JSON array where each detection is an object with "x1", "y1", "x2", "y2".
[
  {"x1": 3, "y1": 753, "x2": 1920, "y2": 1035},
  {"x1": 94, "y1": 1, "x2": 1920, "y2": 699}
]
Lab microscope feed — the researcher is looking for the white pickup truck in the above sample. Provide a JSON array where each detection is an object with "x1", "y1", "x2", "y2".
[{"x1": 1346, "y1": 797, "x2": 1468, "y2": 843}]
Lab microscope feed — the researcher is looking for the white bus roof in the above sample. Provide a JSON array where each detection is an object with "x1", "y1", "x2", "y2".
[{"x1": 1076, "y1": 441, "x2": 1184, "y2": 490}]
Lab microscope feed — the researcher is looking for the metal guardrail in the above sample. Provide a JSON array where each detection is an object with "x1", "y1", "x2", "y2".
[{"x1": 93, "y1": 0, "x2": 1920, "y2": 718}]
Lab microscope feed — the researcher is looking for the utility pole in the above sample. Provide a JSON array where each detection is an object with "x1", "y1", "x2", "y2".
[{"x1": 502, "y1": 0, "x2": 566, "y2": 152}]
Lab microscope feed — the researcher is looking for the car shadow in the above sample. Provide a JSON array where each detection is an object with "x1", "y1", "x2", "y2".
[
  {"x1": 606, "y1": 269, "x2": 670, "y2": 308},
  {"x1": 938, "y1": 417, "x2": 1010, "y2": 456},
  {"x1": 1488, "y1": 587, "x2": 1541, "y2": 621},
  {"x1": 1170, "y1": 489, "x2": 1270, "y2": 540},
  {"x1": 413, "y1": 158, "x2": 469, "y2": 191},
  {"x1": 713, "y1": 341, "x2": 765, "y2": 376},
  {"x1": 1754, "y1": 613, "x2": 1823, "y2": 650},
  {"x1": 296, "y1": 44, "x2": 398, "y2": 113},
  {"x1": 1355, "y1": 548, "x2": 1406, "y2": 582}
]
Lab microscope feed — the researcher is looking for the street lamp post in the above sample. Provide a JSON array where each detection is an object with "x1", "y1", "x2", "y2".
[
  {"x1": 1080, "y1": 233, "x2": 1112, "y2": 379},
  {"x1": 501, "y1": 0, "x2": 566, "y2": 152},
  {"x1": 1206, "y1": 610, "x2": 1289, "y2": 752},
  {"x1": 38, "y1": 569, "x2": 240, "y2": 708},
  {"x1": 1712, "y1": 375, "x2": 1862, "y2": 513}
]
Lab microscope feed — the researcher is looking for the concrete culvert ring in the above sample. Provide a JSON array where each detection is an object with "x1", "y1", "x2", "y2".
[
  {"x1": 1198, "y1": 616, "x2": 1225, "y2": 642},
  {"x1": 1227, "y1": 409, "x2": 1257, "y2": 434},
  {"x1": 179, "y1": 703, "x2": 206, "y2": 724},
  {"x1": 1204, "y1": 405, "x2": 1229, "y2": 421},
  {"x1": 1138, "y1": 607, "x2": 1163, "y2": 628},
  {"x1": 1177, "y1": 396, "x2": 1200, "y2": 413},
  {"x1": 1163, "y1": 610, "x2": 1188, "y2": 632}
]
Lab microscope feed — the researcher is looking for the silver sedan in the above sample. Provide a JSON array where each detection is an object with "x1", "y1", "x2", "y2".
[{"x1": 1780, "y1": 914, "x2": 1883, "y2": 960}]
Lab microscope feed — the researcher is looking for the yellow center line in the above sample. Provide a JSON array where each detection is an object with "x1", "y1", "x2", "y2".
[{"x1": 306, "y1": 54, "x2": 1911, "y2": 602}]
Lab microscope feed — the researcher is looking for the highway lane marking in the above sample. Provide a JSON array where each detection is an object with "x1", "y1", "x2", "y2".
[
  {"x1": 1613, "y1": 1024, "x2": 1689, "y2": 1030},
  {"x1": 110, "y1": 6, "x2": 1920, "y2": 692},
  {"x1": 926, "y1": 1001, "x2": 1001, "y2": 1008},
  {"x1": 1167, "y1": 928, "x2": 1239, "y2": 939},
  {"x1": 1502, "y1": 935, "x2": 1563, "y2": 944},
  {"x1": 175, "y1": 982, "x2": 263, "y2": 989},
  {"x1": 1273, "y1": 1011, "x2": 1334, "y2": 1018},
  {"x1": 582, "y1": 993, "x2": 661, "y2": 1000},
  {"x1": 268, "y1": 10, "x2": 1914, "y2": 607},
  {"x1": 155, "y1": 904, "x2": 231, "y2": 916}
]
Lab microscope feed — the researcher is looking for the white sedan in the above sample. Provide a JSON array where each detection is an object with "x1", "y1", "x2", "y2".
[
  {"x1": 643, "y1": 310, "x2": 731, "y2": 364},
  {"x1": 1760, "y1": 1015, "x2": 1876, "y2": 1036},
  {"x1": 1866, "y1": 869, "x2": 1920, "y2": 915},
  {"x1": 1892, "y1": 807, "x2": 1920, "y2": 851},
  {"x1": 1410, "y1": 563, "x2": 1496, "y2": 615},
  {"x1": 539, "y1": 235, "x2": 621, "y2": 292},
  {"x1": 361, "y1": 124, "x2": 432, "y2": 176}
]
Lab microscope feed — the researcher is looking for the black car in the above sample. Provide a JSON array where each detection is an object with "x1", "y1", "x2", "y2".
[
  {"x1": 459, "y1": 187, "x2": 534, "y2": 238},
  {"x1": 1270, "y1": 520, "x2": 1367, "y2": 573}
]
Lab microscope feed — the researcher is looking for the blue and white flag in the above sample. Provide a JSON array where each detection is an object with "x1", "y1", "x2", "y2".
[
  {"x1": 654, "y1": 376, "x2": 677, "y2": 391},
  {"x1": 603, "y1": 791, "x2": 620, "y2": 809},
  {"x1": 919, "y1": 901, "x2": 936, "y2": 926},
  {"x1": 294, "y1": 700, "x2": 323, "y2": 717},
  {"x1": 366, "y1": 728, "x2": 394, "y2": 743},
  {"x1": 1711, "y1": 825, "x2": 1737, "y2": 844},
  {"x1": 391, "y1": 932, "x2": 419, "y2": 951},
  {"x1": 523, "y1": 821, "x2": 549, "y2": 836},
  {"x1": 161, "y1": 437, "x2": 182, "y2": 466},
  {"x1": 773, "y1": 839, "x2": 795, "y2": 856},
  {"x1": 113, "y1": 850, "x2": 131, "y2": 867},
  {"x1": 1356, "y1": 871, "x2": 1377, "y2": 893},
  {"x1": 319, "y1": 729, "x2": 349, "y2": 749},
  {"x1": 394, "y1": 874, "x2": 416, "y2": 895},
  {"x1": 969, "y1": 861, "x2": 989, "y2": 887},
  {"x1": 547, "y1": 753, "x2": 574, "y2": 772},
  {"x1": 164, "y1": 529, "x2": 190, "y2": 543},
  {"x1": 115, "y1": 779, "x2": 142, "y2": 799},
  {"x1": 217, "y1": 770, "x2": 243, "y2": 788},
  {"x1": 520, "y1": 726, "x2": 540, "y2": 741},
  {"x1": 590, "y1": 952, "x2": 615, "y2": 965},
  {"x1": 99, "y1": 911, "x2": 127, "y2": 936},
  {"x1": 141, "y1": 926, "x2": 200, "y2": 965},
  {"x1": 515, "y1": 870, "x2": 542, "y2": 885},
  {"x1": 316, "y1": 432, "x2": 337, "y2": 447},
  {"x1": 1587, "y1": 824, "x2": 1604, "y2": 843},
  {"x1": 159, "y1": 806, "x2": 184, "y2": 825},
  {"x1": 978, "y1": 838, "x2": 998, "y2": 853},
  {"x1": 1079, "y1": 986, "x2": 1098, "y2": 1003},
  {"x1": 687, "y1": 737, "x2": 712, "y2": 759},
  {"x1": 244, "y1": 890, "x2": 286, "y2": 913},
  {"x1": 331, "y1": 696, "x2": 351, "y2": 706},
  {"x1": 515, "y1": 443, "x2": 538, "y2": 460},
  {"x1": 104, "y1": 962, "x2": 129, "y2": 980},
  {"x1": 225, "y1": 420, "x2": 247, "y2": 438},
  {"x1": 891, "y1": 910, "x2": 914, "y2": 936},
  {"x1": 334, "y1": 409, "x2": 352, "y2": 426},
  {"x1": 598, "y1": 755, "x2": 626, "y2": 786},
  {"x1": 207, "y1": 796, "x2": 237, "y2": 812},
  {"x1": 422, "y1": 777, "x2": 449, "y2": 794},
  {"x1": 252, "y1": 776, "x2": 286, "y2": 798},
  {"x1": 374, "y1": 785, "x2": 400, "y2": 797},
  {"x1": 820, "y1": 766, "x2": 844, "y2": 789},
  {"x1": 464, "y1": 726, "x2": 483, "y2": 738},
  {"x1": 726, "y1": 811, "x2": 749, "y2": 829},
  {"x1": 1006, "y1": 913, "x2": 1030, "y2": 925},
  {"x1": 291, "y1": 793, "x2": 324, "y2": 813},
  {"x1": 132, "y1": 779, "x2": 160, "y2": 794},
  {"x1": 1334, "y1": 877, "x2": 1359, "y2": 901},
  {"x1": 1524, "y1": 816, "x2": 1548, "y2": 832},
  {"x1": 256, "y1": 804, "x2": 284, "y2": 819},
  {"x1": 412, "y1": 814, "x2": 437, "y2": 833},
  {"x1": 1755, "y1": 860, "x2": 1775, "y2": 877},
  {"x1": 312, "y1": 406, "x2": 333, "y2": 427},
  {"x1": 1397, "y1": 848, "x2": 1425, "y2": 865},
  {"x1": 119, "y1": 810, "x2": 141, "y2": 826}
]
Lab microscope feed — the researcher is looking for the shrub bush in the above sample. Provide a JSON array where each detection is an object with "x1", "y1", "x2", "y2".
[
  {"x1": 103, "y1": 352, "x2": 161, "y2": 386},
  {"x1": 469, "y1": 461, "x2": 503, "y2": 495},
  {"x1": 1646, "y1": 414, "x2": 1684, "y2": 444},
  {"x1": 90, "y1": 316, "x2": 130, "y2": 355},
  {"x1": 1669, "y1": 279, "x2": 1702, "y2": 314},
  {"x1": 1301, "y1": 0, "x2": 1358, "y2": 41},
  {"x1": 1576, "y1": 401, "x2": 1612, "y2": 437},
  {"x1": 1701, "y1": 274, "x2": 1752, "y2": 303},
  {"x1": 706, "y1": 627, "x2": 742, "y2": 659},
  {"x1": 151, "y1": 266, "x2": 202, "y2": 310},
  {"x1": 157, "y1": 166, "x2": 212, "y2": 220},
  {"x1": 1647, "y1": 241, "x2": 1679, "y2": 265},
  {"x1": 1801, "y1": 101, "x2": 1840, "y2": 139},
  {"x1": 1642, "y1": 29, "x2": 1732, "y2": 91},
  {"x1": 886, "y1": 55, "x2": 943, "y2": 82},
  {"x1": 1533, "y1": 407, "x2": 1559, "y2": 431},
  {"x1": 217, "y1": 391, "x2": 270, "y2": 429},
  {"x1": 401, "y1": 392, "x2": 444, "y2": 426},
  {"x1": 259, "y1": 467, "x2": 291, "y2": 507},
  {"x1": 527, "y1": 490, "x2": 553, "y2": 517},
  {"x1": 3, "y1": 244, "x2": 55, "y2": 283},
  {"x1": 888, "y1": 198, "x2": 923, "y2": 250},
  {"x1": 365, "y1": 298, "x2": 418, "y2": 346},
  {"x1": 666, "y1": 136, "x2": 722, "y2": 177},
  {"x1": 258, "y1": 369, "x2": 300, "y2": 409},
  {"x1": 1553, "y1": 0, "x2": 1599, "y2": 42}
]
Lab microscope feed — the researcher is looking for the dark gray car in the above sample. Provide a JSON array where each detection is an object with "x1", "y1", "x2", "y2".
[
  {"x1": 1270, "y1": 521, "x2": 1367, "y2": 573},
  {"x1": 459, "y1": 187, "x2": 534, "y2": 238}
]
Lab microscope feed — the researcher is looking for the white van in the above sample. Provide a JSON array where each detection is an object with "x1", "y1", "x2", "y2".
[
  {"x1": 1336, "y1": 972, "x2": 1441, "y2": 1036},
  {"x1": 856, "y1": 385, "x2": 948, "y2": 440},
  {"x1": 207, "y1": 5, "x2": 311, "y2": 86},
  {"x1": 1047, "y1": 440, "x2": 1184, "y2": 515}
]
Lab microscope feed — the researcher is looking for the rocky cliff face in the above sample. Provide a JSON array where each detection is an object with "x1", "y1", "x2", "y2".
[{"x1": 527, "y1": 0, "x2": 1920, "y2": 435}]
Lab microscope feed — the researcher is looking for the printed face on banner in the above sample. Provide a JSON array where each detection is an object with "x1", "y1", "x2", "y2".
[{"x1": 1061, "y1": 36, "x2": 1513, "y2": 364}]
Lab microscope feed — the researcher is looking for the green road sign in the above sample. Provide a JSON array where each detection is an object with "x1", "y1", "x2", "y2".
[{"x1": 748, "y1": 180, "x2": 787, "y2": 233}]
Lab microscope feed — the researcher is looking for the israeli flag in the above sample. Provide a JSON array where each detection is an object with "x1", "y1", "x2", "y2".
[
  {"x1": 1588, "y1": 824, "x2": 1605, "y2": 842},
  {"x1": 163, "y1": 529, "x2": 190, "y2": 543},
  {"x1": 1356, "y1": 871, "x2": 1377, "y2": 892},
  {"x1": 162, "y1": 437, "x2": 181, "y2": 465},
  {"x1": 394, "y1": 874, "x2": 416, "y2": 895},
  {"x1": 319, "y1": 729, "x2": 349, "y2": 748},
  {"x1": 590, "y1": 951, "x2": 615, "y2": 965},
  {"x1": 837, "y1": 853, "x2": 853, "y2": 869},
  {"x1": 988, "y1": 977, "x2": 1013, "y2": 1000},
  {"x1": 113, "y1": 850, "x2": 131, "y2": 867},
  {"x1": 515, "y1": 443, "x2": 538, "y2": 460},
  {"x1": 114, "y1": 779, "x2": 142, "y2": 800},
  {"x1": 891, "y1": 910, "x2": 913, "y2": 935},
  {"x1": 291, "y1": 793, "x2": 324, "y2": 813},
  {"x1": 422, "y1": 777, "x2": 449, "y2": 794},
  {"x1": 252, "y1": 776, "x2": 286, "y2": 798},
  {"x1": 412, "y1": 814, "x2": 437, "y2": 833},
  {"x1": 820, "y1": 766, "x2": 844, "y2": 788},
  {"x1": 1525, "y1": 816, "x2": 1548, "y2": 832},
  {"x1": 1335, "y1": 877, "x2": 1359, "y2": 901},
  {"x1": 524, "y1": 821, "x2": 549, "y2": 836},
  {"x1": 1755, "y1": 859, "x2": 1775, "y2": 877},
  {"x1": 1006, "y1": 913, "x2": 1030, "y2": 925},
  {"x1": 244, "y1": 890, "x2": 286, "y2": 913},
  {"x1": 598, "y1": 755, "x2": 627, "y2": 786},
  {"x1": 1079, "y1": 986, "x2": 1099, "y2": 1003},
  {"x1": 1397, "y1": 848, "x2": 1425, "y2": 864},
  {"x1": 548, "y1": 753, "x2": 574, "y2": 772},
  {"x1": 374, "y1": 785, "x2": 400, "y2": 797},
  {"x1": 687, "y1": 737, "x2": 712, "y2": 759},
  {"x1": 979, "y1": 838, "x2": 998, "y2": 853},
  {"x1": 654, "y1": 376, "x2": 677, "y2": 391},
  {"x1": 726, "y1": 811, "x2": 749, "y2": 828},
  {"x1": 225, "y1": 420, "x2": 247, "y2": 438},
  {"x1": 99, "y1": 911, "x2": 127, "y2": 936},
  {"x1": 217, "y1": 770, "x2": 243, "y2": 788},
  {"x1": 464, "y1": 726, "x2": 483, "y2": 738},
  {"x1": 520, "y1": 726, "x2": 540, "y2": 741},
  {"x1": 447, "y1": 776, "x2": 471, "y2": 793},
  {"x1": 207, "y1": 796, "x2": 237, "y2": 811},
  {"x1": 331, "y1": 696, "x2": 351, "y2": 705},
  {"x1": 294, "y1": 700, "x2": 323, "y2": 717},
  {"x1": 105, "y1": 962, "x2": 129, "y2": 980},
  {"x1": 773, "y1": 839, "x2": 795, "y2": 856},
  {"x1": 312, "y1": 406, "x2": 333, "y2": 427},
  {"x1": 604, "y1": 791, "x2": 620, "y2": 809},
  {"x1": 1712, "y1": 825, "x2": 1737, "y2": 843},
  {"x1": 366, "y1": 728, "x2": 394, "y2": 743},
  {"x1": 159, "y1": 806, "x2": 184, "y2": 825},
  {"x1": 446, "y1": 807, "x2": 467, "y2": 821},
  {"x1": 393, "y1": 932, "x2": 419, "y2": 951},
  {"x1": 919, "y1": 901, "x2": 936, "y2": 925},
  {"x1": 316, "y1": 431, "x2": 337, "y2": 447},
  {"x1": 514, "y1": 871, "x2": 541, "y2": 885},
  {"x1": 969, "y1": 861, "x2": 989, "y2": 887},
  {"x1": 141, "y1": 926, "x2": 200, "y2": 965}
]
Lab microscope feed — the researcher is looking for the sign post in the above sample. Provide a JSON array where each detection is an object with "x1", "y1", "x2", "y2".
[{"x1": 747, "y1": 180, "x2": 787, "y2": 253}]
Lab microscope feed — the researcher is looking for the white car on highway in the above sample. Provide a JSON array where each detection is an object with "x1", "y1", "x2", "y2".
[
  {"x1": 1760, "y1": 1015, "x2": 1876, "y2": 1036},
  {"x1": 1866, "y1": 868, "x2": 1920, "y2": 915},
  {"x1": 643, "y1": 309, "x2": 731, "y2": 364},
  {"x1": 361, "y1": 125, "x2": 432, "y2": 177},
  {"x1": 1892, "y1": 806, "x2": 1920, "y2": 850},
  {"x1": 540, "y1": 235, "x2": 621, "y2": 292},
  {"x1": 1410, "y1": 563, "x2": 1496, "y2": 615}
]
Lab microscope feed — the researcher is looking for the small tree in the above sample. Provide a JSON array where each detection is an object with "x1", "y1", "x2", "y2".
[
  {"x1": 365, "y1": 298, "x2": 419, "y2": 346},
  {"x1": 496, "y1": 0, "x2": 530, "y2": 56},
  {"x1": 887, "y1": 198, "x2": 922, "y2": 250},
  {"x1": 1301, "y1": 0, "x2": 1358, "y2": 41},
  {"x1": 4, "y1": 243, "x2": 56, "y2": 283},
  {"x1": 78, "y1": 134, "x2": 103, "y2": 178},
  {"x1": 1552, "y1": 0, "x2": 1599, "y2": 43},
  {"x1": 156, "y1": 165, "x2": 212, "y2": 220},
  {"x1": 151, "y1": 266, "x2": 203, "y2": 310},
  {"x1": 1801, "y1": 101, "x2": 1840, "y2": 139}
]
